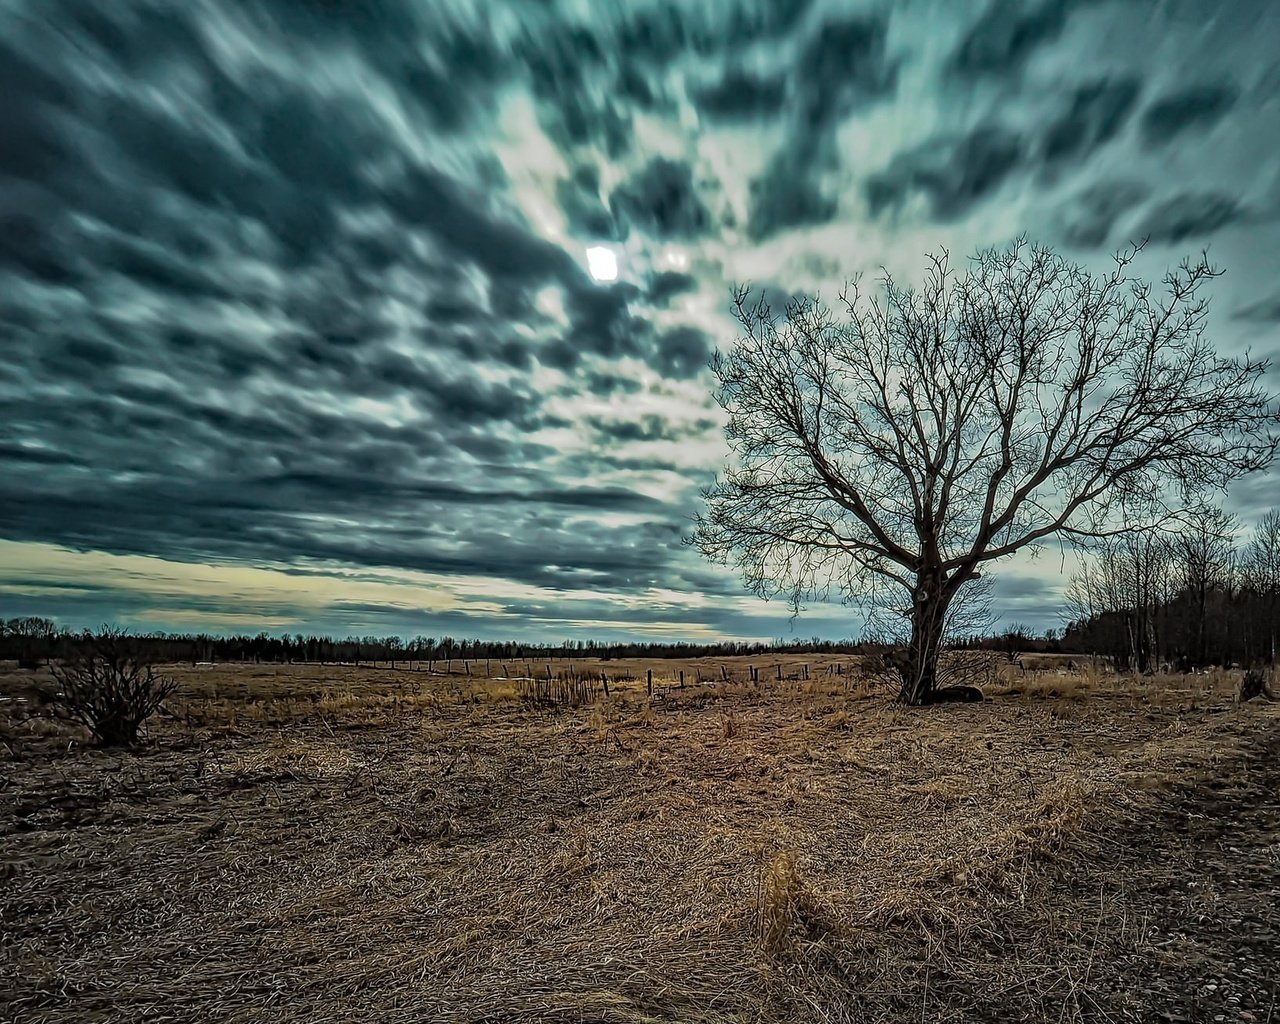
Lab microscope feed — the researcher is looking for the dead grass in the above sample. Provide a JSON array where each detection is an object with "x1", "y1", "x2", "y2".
[{"x1": 1, "y1": 658, "x2": 1278, "y2": 1022}]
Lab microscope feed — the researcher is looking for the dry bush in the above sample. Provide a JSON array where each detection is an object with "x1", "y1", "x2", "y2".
[{"x1": 38, "y1": 628, "x2": 177, "y2": 747}]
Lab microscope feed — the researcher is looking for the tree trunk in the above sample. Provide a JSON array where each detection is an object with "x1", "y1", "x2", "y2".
[{"x1": 899, "y1": 571, "x2": 948, "y2": 705}]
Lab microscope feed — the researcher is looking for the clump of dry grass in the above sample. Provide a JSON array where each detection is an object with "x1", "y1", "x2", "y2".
[
  {"x1": 756, "y1": 850, "x2": 844, "y2": 957},
  {"x1": 757, "y1": 850, "x2": 803, "y2": 953},
  {"x1": 721, "y1": 711, "x2": 740, "y2": 740},
  {"x1": 900, "y1": 775, "x2": 976, "y2": 809}
]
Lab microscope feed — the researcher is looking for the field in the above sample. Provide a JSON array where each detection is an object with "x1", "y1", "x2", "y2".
[{"x1": 2, "y1": 656, "x2": 1278, "y2": 1023}]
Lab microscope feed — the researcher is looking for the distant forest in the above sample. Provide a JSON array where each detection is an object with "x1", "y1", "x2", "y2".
[{"x1": 0, "y1": 621, "x2": 870, "y2": 669}]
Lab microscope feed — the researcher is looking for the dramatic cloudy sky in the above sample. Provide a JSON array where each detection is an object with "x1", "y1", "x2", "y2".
[{"x1": 3, "y1": 0, "x2": 1279, "y2": 641}]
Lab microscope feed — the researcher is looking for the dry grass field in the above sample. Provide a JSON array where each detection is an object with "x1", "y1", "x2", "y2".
[{"x1": 2, "y1": 656, "x2": 1278, "y2": 1023}]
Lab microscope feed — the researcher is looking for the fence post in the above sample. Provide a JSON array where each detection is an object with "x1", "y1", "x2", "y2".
[
  {"x1": 647, "y1": 669, "x2": 653, "y2": 697},
  {"x1": 602, "y1": 671, "x2": 609, "y2": 697}
]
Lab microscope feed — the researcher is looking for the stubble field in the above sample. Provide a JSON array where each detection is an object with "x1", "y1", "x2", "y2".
[{"x1": 2, "y1": 656, "x2": 1278, "y2": 1023}]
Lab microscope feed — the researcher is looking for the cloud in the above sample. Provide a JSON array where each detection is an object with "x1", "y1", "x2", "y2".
[
  {"x1": 866, "y1": 126, "x2": 1023, "y2": 220},
  {"x1": 647, "y1": 271, "x2": 699, "y2": 307},
  {"x1": 693, "y1": 68, "x2": 788, "y2": 121},
  {"x1": 610, "y1": 158, "x2": 713, "y2": 240},
  {"x1": 653, "y1": 326, "x2": 715, "y2": 380},
  {"x1": 557, "y1": 165, "x2": 620, "y2": 240},
  {"x1": 1040, "y1": 77, "x2": 1141, "y2": 167},
  {"x1": 1054, "y1": 180, "x2": 1149, "y2": 249},
  {"x1": 748, "y1": 150, "x2": 838, "y2": 240},
  {"x1": 949, "y1": 0, "x2": 1078, "y2": 78},
  {"x1": 1134, "y1": 191, "x2": 1244, "y2": 244},
  {"x1": 793, "y1": 14, "x2": 898, "y2": 126},
  {"x1": 1140, "y1": 82, "x2": 1240, "y2": 146}
]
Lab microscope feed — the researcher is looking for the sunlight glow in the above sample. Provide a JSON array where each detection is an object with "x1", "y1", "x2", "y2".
[{"x1": 586, "y1": 245, "x2": 618, "y2": 282}]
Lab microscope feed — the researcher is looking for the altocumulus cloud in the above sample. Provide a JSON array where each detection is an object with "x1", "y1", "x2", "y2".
[{"x1": 2, "y1": 0, "x2": 1279, "y2": 638}]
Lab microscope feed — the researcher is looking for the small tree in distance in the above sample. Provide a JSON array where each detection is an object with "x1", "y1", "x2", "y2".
[
  {"x1": 694, "y1": 240, "x2": 1279, "y2": 705},
  {"x1": 40, "y1": 627, "x2": 177, "y2": 747}
]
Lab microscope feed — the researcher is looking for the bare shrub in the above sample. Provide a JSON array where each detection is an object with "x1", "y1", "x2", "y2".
[{"x1": 39, "y1": 628, "x2": 177, "y2": 747}]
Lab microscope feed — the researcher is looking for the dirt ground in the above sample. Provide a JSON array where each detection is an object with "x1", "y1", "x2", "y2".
[{"x1": 2, "y1": 658, "x2": 1277, "y2": 1023}]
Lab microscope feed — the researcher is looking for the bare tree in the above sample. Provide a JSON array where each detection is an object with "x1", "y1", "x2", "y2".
[
  {"x1": 1172, "y1": 503, "x2": 1239, "y2": 667},
  {"x1": 1244, "y1": 509, "x2": 1280, "y2": 664},
  {"x1": 694, "y1": 240, "x2": 1278, "y2": 704},
  {"x1": 1066, "y1": 530, "x2": 1174, "y2": 673}
]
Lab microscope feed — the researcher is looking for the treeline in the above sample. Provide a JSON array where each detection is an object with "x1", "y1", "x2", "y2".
[
  {"x1": 1062, "y1": 506, "x2": 1280, "y2": 672},
  {"x1": 0, "y1": 618, "x2": 866, "y2": 668}
]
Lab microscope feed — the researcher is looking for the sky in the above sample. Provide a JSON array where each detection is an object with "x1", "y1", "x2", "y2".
[{"x1": 2, "y1": 0, "x2": 1279, "y2": 642}]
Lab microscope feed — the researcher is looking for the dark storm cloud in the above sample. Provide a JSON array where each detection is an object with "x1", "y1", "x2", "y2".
[
  {"x1": 586, "y1": 413, "x2": 717, "y2": 444},
  {"x1": 1135, "y1": 191, "x2": 1244, "y2": 244},
  {"x1": 610, "y1": 158, "x2": 713, "y2": 239},
  {"x1": 1040, "y1": 77, "x2": 1141, "y2": 167},
  {"x1": 793, "y1": 14, "x2": 897, "y2": 127},
  {"x1": 1140, "y1": 82, "x2": 1240, "y2": 146},
  {"x1": 582, "y1": 370, "x2": 645, "y2": 398},
  {"x1": 866, "y1": 126, "x2": 1022, "y2": 220},
  {"x1": 388, "y1": 165, "x2": 577, "y2": 282},
  {"x1": 647, "y1": 271, "x2": 699, "y2": 307},
  {"x1": 950, "y1": 0, "x2": 1078, "y2": 78},
  {"x1": 617, "y1": 0, "x2": 815, "y2": 61},
  {"x1": 0, "y1": 0, "x2": 723, "y2": 616},
  {"x1": 732, "y1": 10, "x2": 894, "y2": 239},
  {"x1": 748, "y1": 151, "x2": 838, "y2": 240},
  {"x1": 693, "y1": 68, "x2": 788, "y2": 121},
  {"x1": 653, "y1": 326, "x2": 715, "y2": 379},
  {"x1": 1054, "y1": 180, "x2": 1149, "y2": 249}
]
